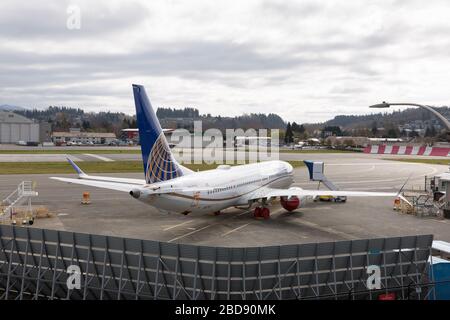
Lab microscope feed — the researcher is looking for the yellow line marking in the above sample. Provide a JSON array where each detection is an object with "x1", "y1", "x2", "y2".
[
  {"x1": 221, "y1": 223, "x2": 251, "y2": 237},
  {"x1": 290, "y1": 219, "x2": 358, "y2": 240},
  {"x1": 163, "y1": 220, "x2": 193, "y2": 231},
  {"x1": 168, "y1": 224, "x2": 212, "y2": 242}
]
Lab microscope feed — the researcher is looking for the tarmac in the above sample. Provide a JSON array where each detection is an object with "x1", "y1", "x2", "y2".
[{"x1": 1, "y1": 151, "x2": 450, "y2": 247}]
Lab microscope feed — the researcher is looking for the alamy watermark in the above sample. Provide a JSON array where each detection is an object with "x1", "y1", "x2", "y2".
[
  {"x1": 66, "y1": 5, "x2": 81, "y2": 30},
  {"x1": 168, "y1": 121, "x2": 280, "y2": 165},
  {"x1": 67, "y1": 265, "x2": 81, "y2": 290},
  {"x1": 366, "y1": 265, "x2": 381, "y2": 290}
]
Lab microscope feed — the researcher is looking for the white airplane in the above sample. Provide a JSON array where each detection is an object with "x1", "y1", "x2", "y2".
[{"x1": 51, "y1": 84, "x2": 399, "y2": 219}]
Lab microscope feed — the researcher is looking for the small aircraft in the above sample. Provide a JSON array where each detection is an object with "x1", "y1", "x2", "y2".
[{"x1": 51, "y1": 84, "x2": 399, "y2": 219}]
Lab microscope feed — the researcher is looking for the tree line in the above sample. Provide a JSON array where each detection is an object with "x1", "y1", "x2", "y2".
[{"x1": 14, "y1": 106, "x2": 286, "y2": 134}]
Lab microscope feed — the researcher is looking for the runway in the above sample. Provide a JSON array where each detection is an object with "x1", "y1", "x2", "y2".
[
  {"x1": 1, "y1": 152, "x2": 449, "y2": 246},
  {"x1": 2, "y1": 147, "x2": 450, "y2": 162}
]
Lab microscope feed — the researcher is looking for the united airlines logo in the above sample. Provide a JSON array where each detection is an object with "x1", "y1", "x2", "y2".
[{"x1": 146, "y1": 134, "x2": 182, "y2": 183}]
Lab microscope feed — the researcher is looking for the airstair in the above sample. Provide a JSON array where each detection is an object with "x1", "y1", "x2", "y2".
[
  {"x1": 1, "y1": 181, "x2": 38, "y2": 223},
  {"x1": 304, "y1": 160, "x2": 340, "y2": 190}
]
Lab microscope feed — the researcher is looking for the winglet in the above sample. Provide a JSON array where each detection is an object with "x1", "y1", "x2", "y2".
[
  {"x1": 396, "y1": 174, "x2": 413, "y2": 207},
  {"x1": 397, "y1": 173, "x2": 412, "y2": 196},
  {"x1": 67, "y1": 157, "x2": 87, "y2": 177}
]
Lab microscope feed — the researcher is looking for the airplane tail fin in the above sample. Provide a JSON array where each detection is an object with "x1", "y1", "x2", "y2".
[{"x1": 132, "y1": 84, "x2": 189, "y2": 184}]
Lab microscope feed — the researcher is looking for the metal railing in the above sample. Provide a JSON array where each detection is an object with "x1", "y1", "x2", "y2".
[
  {"x1": 1, "y1": 182, "x2": 38, "y2": 222},
  {"x1": 0, "y1": 225, "x2": 434, "y2": 300}
]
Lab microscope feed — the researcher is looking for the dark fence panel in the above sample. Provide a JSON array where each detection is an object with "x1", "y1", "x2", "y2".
[{"x1": 0, "y1": 225, "x2": 433, "y2": 300}]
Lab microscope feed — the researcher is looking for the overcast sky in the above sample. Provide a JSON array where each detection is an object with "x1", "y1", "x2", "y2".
[{"x1": 1, "y1": 0, "x2": 450, "y2": 123}]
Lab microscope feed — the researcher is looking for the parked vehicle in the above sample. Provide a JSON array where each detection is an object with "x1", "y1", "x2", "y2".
[{"x1": 16, "y1": 140, "x2": 27, "y2": 146}]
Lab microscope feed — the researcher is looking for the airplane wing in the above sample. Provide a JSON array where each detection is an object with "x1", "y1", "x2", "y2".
[
  {"x1": 64, "y1": 157, "x2": 146, "y2": 185},
  {"x1": 50, "y1": 176, "x2": 213, "y2": 197},
  {"x1": 50, "y1": 177, "x2": 135, "y2": 192},
  {"x1": 246, "y1": 186, "x2": 398, "y2": 201},
  {"x1": 50, "y1": 158, "x2": 146, "y2": 193},
  {"x1": 52, "y1": 158, "x2": 199, "y2": 195}
]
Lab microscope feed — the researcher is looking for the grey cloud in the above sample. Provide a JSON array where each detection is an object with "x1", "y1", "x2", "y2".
[
  {"x1": 1, "y1": 1, "x2": 450, "y2": 122},
  {"x1": 0, "y1": 1, "x2": 148, "y2": 39},
  {"x1": 295, "y1": 23, "x2": 407, "y2": 54},
  {"x1": 0, "y1": 41, "x2": 341, "y2": 87},
  {"x1": 260, "y1": 0, "x2": 322, "y2": 19},
  {"x1": 0, "y1": 36, "x2": 395, "y2": 111},
  {"x1": 330, "y1": 86, "x2": 370, "y2": 95},
  {"x1": 0, "y1": 40, "x2": 319, "y2": 108}
]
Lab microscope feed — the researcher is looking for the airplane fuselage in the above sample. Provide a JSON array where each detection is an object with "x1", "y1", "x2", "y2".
[{"x1": 136, "y1": 160, "x2": 295, "y2": 214}]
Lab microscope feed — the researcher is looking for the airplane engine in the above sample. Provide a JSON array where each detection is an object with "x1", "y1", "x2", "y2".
[
  {"x1": 280, "y1": 196, "x2": 300, "y2": 211},
  {"x1": 129, "y1": 189, "x2": 141, "y2": 199}
]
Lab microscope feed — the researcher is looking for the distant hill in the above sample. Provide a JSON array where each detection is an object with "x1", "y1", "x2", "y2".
[
  {"x1": 13, "y1": 106, "x2": 134, "y2": 135},
  {"x1": 321, "y1": 106, "x2": 450, "y2": 129},
  {"x1": 0, "y1": 104, "x2": 26, "y2": 111},
  {"x1": 11, "y1": 106, "x2": 286, "y2": 135},
  {"x1": 157, "y1": 107, "x2": 286, "y2": 130}
]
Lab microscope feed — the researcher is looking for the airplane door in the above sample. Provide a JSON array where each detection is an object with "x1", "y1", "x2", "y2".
[{"x1": 191, "y1": 191, "x2": 201, "y2": 208}]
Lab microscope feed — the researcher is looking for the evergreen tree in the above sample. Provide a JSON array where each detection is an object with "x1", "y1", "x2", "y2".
[
  {"x1": 387, "y1": 128, "x2": 398, "y2": 138},
  {"x1": 291, "y1": 122, "x2": 300, "y2": 132},
  {"x1": 430, "y1": 126, "x2": 437, "y2": 137},
  {"x1": 82, "y1": 120, "x2": 91, "y2": 130},
  {"x1": 371, "y1": 121, "x2": 378, "y2": 136},
  {"x1": 284, "y1": 122, "x2": 294, "y2": 144},
  {"x1": 298, "y1": 124, "x2": 305, "y2": 134}
]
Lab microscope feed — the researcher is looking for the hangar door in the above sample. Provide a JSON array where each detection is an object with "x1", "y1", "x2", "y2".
[{"x1": 0, "y1": 124, "x2": 10, "y2": 143}]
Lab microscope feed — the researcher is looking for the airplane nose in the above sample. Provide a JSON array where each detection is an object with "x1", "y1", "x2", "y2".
[{"x1": 130, "y1": 189, "x2": 141, "y2": 199}]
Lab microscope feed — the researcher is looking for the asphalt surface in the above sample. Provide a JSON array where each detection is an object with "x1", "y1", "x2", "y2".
[
  {"x1": 1, "y1": 152, "x2": 450, "y2": 246},
  {"x1": 2, "y1": 147, "x2": 450, "y2": 162}
]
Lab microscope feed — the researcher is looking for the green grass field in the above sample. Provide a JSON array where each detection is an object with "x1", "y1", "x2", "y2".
[
  {"x1": 0, "y1": 148, "x2": 358, "y2": 155},
  {"x1": 0, "y1": 149, "x2": 141, "y2": 154},
  {"x1": 385, "y1": 158, "x2": 450, "y2": 166},
  {"x1": 279, "y1": 149, "x2": 359, "y2": 154},
  {"x1": 0, "y1": 160, "x2": 305, "y2": 175}
]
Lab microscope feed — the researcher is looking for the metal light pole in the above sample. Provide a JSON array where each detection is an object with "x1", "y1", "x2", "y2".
[{"x1": 369, "y1": 102, "x2": 450, "y2": 131}]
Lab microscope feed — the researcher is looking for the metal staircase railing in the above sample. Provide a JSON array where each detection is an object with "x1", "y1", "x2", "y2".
[{"x1": 1, "y1": 181, "x2": 38, "y2": 222}]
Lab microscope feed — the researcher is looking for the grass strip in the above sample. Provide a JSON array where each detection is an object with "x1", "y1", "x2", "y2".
[
  {"x1": 0, "y1": 160, "x2": 305, "y2": 175},
  {"x1": 0, "y1": 148, "x2": 358, "y2": 155},
  {"x1": 0, "y1": 149, "x2": 141, "y2": 154},
  {"x1": 384, "y1": 158, "x2": 450, "y2": 166}
]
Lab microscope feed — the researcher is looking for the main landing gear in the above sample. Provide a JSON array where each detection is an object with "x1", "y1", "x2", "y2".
[{"x1": 253, "y1": 206, "x2": 270, "y2": 219}]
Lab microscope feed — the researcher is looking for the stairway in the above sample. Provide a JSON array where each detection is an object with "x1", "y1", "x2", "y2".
[{"x1": 1, "y1": 181, "x2": 38, "y2": 222}]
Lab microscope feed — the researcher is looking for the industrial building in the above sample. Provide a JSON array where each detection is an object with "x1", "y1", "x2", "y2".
[
  {"x1": 0, "y1": 111, "x2": 50, "y2": 144},
  {"x1": 120, "y1": 128, "x2": 139, "y2": 142},
  {"x1": 52, "y1": 128, "x2": 116, "y2": 145},
  {"x1": 121, "y1": 128, "x2": 175, "y2": 144}
]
